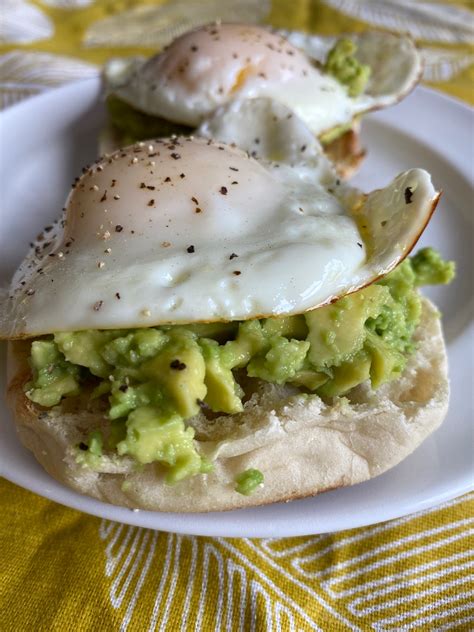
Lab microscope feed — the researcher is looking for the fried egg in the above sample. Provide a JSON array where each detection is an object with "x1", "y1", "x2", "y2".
[
  {"x1": 104, "y1": 24, "x2": 421, "y2": 138},
  {"x1": 1, "y1": 131, "x2": 438, "y2": 338}
]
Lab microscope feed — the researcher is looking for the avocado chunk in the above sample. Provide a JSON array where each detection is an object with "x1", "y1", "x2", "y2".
[
  {"x1": 108, "y1": 381, "x2": 159, "y2": 420},
  {"x1": 117, "y1": 406, "x2": 203, "y2": 483},
  {"x1": 235, "y1": 469, "x2": 264, "y2": 495},
  {"x1": 370, "y1": 259, "x2": 425, "y2": 354},
  {"x1": 261, "y1": 314, "x2": 308, "y2": 339},
  {"x1": 411, "y1": 247, "x2": 456, "y2": 287},
  {"x1": 199, "y1": 339, "x2": 243, "y2": 414},
  {"x1": 324, "y1": 38, "x2": 371, "y2": 97},
  {"x1": 318, "y1": 349, "x2": 372, "y2": 397},
  {"x1": 305, "y1": 284, "x2": 389, "y2": 369},
  {"x1": 26, "y1": 340, "x2": 80, "y2": 406},
  {"x1": 54, "y1": 330, "x2": 115, "y2": 378},
  {"x1": 101, "y1": 328, "x2": 167, "y2": 367},
  {"x1": 247, "y1": 336, "x2": 310, "y2": 384},
  {"x1": 365, "y1": 332, "x2": 405, "y2": 388},
  {"x1": 289, "y1": 368, "x2": 329, "y2": 391},
  {"x1": 141, "y1": 330, "x2": 206, "y2": 418},
  {"x1": 221, "y1": 320, "x2": 267, "y2": 369},
  {"x1": 366, "y1": 298, "x2": 419, "y2": 356}
]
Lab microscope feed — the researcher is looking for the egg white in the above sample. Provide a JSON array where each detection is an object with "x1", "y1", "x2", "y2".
[{"x1": 1, "y1": 132, "x2": 438, "y2": 338}]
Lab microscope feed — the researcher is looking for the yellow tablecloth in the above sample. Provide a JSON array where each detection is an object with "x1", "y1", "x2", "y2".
[
  {"x1": 0, "y1": 479, "x2": 472, "y2": 631},
  {"x1": 1, "y1": 1, "x2": 473, "y2": 630}
]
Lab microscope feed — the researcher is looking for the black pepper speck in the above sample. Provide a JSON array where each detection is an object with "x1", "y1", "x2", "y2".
[{"x1": 170, "y1": 359, "x2": 186, "y2": 371}]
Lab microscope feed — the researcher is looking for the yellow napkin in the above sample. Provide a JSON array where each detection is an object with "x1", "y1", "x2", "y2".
[
  {"x1": 1, "y1": 1, "x2": 473, "y2": 629},
  {"x1": 1, "y1": 479, "x2": 473, "y2": 630}
]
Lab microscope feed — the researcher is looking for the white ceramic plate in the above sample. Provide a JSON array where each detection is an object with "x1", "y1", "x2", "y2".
[{"x1": 0, "y1": 79, "x2": 472, "y2": 537}]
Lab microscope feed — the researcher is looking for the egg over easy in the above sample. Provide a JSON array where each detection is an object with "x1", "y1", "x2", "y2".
[
  {"x1": 104, "y1": 23, "x2": 422, "y2": 140},
  {"x1": 1, "y1": 118, "x2": 439, "y2": 339}
]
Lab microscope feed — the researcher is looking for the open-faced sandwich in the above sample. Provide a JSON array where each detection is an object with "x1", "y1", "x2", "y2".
[
  {"x1": 102, "y1": 23, "x2": 422, "y2": 178},
  {"x1": 2, "y1": 115, "x2": 454, "y2": 511}
]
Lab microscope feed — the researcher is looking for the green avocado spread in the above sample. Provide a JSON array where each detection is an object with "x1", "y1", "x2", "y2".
[
  {"x1": 107, "y1": 95, "x2": 192, "y2": 145},
  {"x1": 25, "y1": 248, "x2": 454, "y2": 486},
  {"x1": 235, "y1": 469, "x2": 264, "y2": 496},
  {"x1": 324, "y1": 38, "x2": 371, "y2": 98}
]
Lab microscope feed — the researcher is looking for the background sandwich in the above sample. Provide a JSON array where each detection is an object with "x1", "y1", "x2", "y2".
[{"x1": 102, "y1": 23, "x2": 422, "y2": 178}]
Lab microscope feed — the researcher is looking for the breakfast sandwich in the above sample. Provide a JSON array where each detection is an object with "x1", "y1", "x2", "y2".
[
  {"x1": 102, "y1": 23, "x2": 422, "y2": 178},
  {"x1": 2, "y1": 117, "x2": 454, "y2": 511}
]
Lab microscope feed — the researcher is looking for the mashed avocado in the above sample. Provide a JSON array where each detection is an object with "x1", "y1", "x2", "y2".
[
  {"x1": 235, "y1": 469, "x2": 264, "y2": 496},
  {"x1": 75, "y1": 430, "x2": 104, "y2": 469},
  {"x1": 319, "y1": 120, "x2": 356, "y2": 146},
  {"x1": 106, "y1": 95, "x2": 192, "y2": 145},
  {"x1": 25, "y1": 340, "x2": 80, "y2": 406},
  {"x1": 26, "y1": 248, "x2": 454, "y2": 484},
  {"x1": 324, "y1": 38, "x2": 371, "y2": 98}
]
